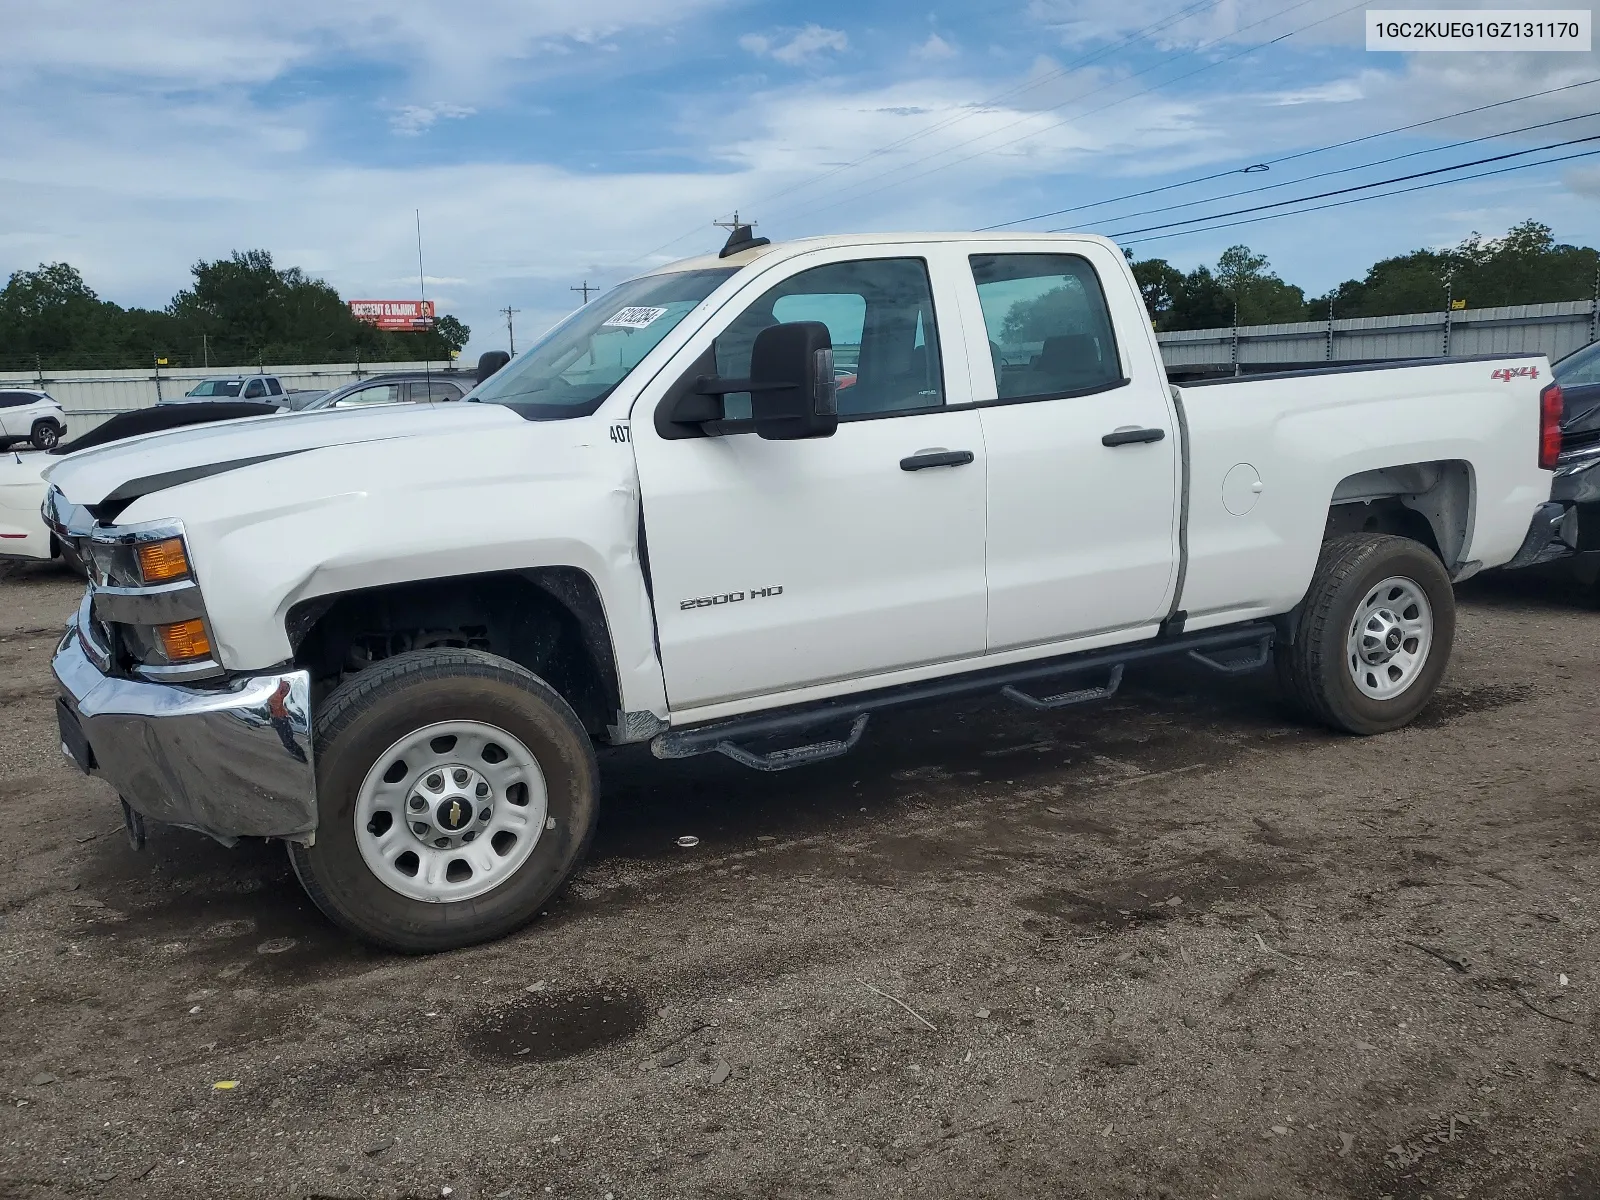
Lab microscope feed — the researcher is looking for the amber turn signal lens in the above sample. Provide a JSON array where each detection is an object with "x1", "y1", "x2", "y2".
[
  {"x1": 137, "y1": 537, "x2": 190, "y2": 583},
  {"x1": 157, "y1": 619, "x2": 211, "y2": 661}
]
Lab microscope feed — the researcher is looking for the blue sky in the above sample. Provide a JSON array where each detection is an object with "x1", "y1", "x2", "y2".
[{"x1": 3, "y1": 0, "x2": 1597, "y2": 361}]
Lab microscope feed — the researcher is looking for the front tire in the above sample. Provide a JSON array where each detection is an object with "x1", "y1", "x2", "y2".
[
  {"x1": 29, "y1": 421, "x2": 61, "y2": 451},
  {"x1": 288, "y1": 648, "x2": 599, "y2": 953},
  {"x1": 1275, "y1": 534, "x2": 1455, "y2": 735}
]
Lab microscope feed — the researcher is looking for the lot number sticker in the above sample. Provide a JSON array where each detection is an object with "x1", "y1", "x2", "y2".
[{"x1": 603, "y1": 306, "x2": 668, "y2": 330}]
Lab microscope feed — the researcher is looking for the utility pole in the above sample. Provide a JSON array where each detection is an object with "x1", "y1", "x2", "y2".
[
  {"x1": 500, "y1": 306, "x2": 521, "y2": 355},
  {"x1": 570, "y1": 282, "x2": 596, "y2": 305},
  {"x1": 713, "y1": 211, "x2": 753, "y2": 235},
  {"x1": 201, "y1": 333, "x2": 209, "y2": 369},
  {"x1": 1325, "y1": 295, "x2": 1334, "y2": 362}
]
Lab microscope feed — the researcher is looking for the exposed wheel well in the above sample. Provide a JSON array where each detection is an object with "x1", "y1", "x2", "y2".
[
  {"x1": 1325, "y1": 460, "x2": 1474, "y2": 572},
  {"x1": 287, "y1": 568, "x2": 621, "y2": 740}
]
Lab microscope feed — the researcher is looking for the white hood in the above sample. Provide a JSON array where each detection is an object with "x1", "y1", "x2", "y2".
[{"x1": 44, "y1": 402, "x2": 526, "y2": 509}]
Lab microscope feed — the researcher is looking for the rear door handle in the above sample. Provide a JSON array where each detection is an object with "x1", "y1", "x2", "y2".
[
  {"x1": 900, "y1": 449, "x2": 975, "y2": 471},
  {"x1": 1101, "y1": 426, "x2": 1166, "y2": 447}
]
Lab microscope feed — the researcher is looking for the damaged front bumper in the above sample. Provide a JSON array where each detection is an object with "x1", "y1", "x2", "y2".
[{"x1": 52, "y1": 612, "x2": 317, "y2": 846}]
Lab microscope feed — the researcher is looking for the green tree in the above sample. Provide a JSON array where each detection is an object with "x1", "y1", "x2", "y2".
[
  {"x1": 432, "y1": 314, "x2": 470, "y2": 354},
  {"x1": 1314, "y1": 220, "x2": 1599, "y2": 318},
  {"x1": 1214, "y1": 245, "x2": 1307, "y2": 325}
]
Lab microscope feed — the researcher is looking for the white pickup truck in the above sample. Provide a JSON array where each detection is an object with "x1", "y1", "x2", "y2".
[{"x1": 45, "y1": 230, "x2": 1563, "y2": 952}]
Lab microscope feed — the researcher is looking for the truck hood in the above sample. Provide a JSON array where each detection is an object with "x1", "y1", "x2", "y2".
[{"x1": 44, "y1": 402, "x2": 526, "y2": 515}]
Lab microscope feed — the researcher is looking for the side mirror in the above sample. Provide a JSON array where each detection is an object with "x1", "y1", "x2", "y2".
[
  {"x1": 749, "y1": 321, "x2": 838, "y2": 441},
  {"x1": 476, "y1": 350, "x2": 511, "y2": 384}
]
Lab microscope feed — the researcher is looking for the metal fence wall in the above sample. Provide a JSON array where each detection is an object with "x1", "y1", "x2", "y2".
[
  {"x1": 0, "y1": 360, "x2": 460, "y2": 437},
  {"x1": 1158, "y1": 299, "x2": 1598, "y2": 374}
]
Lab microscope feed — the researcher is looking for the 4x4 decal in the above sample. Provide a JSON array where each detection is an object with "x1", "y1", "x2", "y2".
[{"x1": 1491, "y1": 365, "x2": 1540, "y2": 382}]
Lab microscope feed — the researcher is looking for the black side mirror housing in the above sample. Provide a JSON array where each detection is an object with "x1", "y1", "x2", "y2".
[
  {"x1": 476, "y1": 350, "x2": 511, "y2": 384},
  {"x1": 749, "y1": 321, "x2": 837, "y2": 440}
]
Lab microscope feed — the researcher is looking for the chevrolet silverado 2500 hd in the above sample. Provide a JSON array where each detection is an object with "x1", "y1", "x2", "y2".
[{"x1": 45, "y1": 230, "x2": 1561, "y2": 952}]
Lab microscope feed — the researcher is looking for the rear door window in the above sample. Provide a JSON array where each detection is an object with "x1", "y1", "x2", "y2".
[
  {"x1": 0, "y1": 392, "x2": 34, "y2": 408},
  {"x1": 969, "y1": 254, "x2": 1123, "y2": 401},
  {"x1": 335, "y1": 383, "x2": 401, "y2": 407}
]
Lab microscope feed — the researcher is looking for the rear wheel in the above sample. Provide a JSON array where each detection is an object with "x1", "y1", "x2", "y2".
[
  {"x1": 289, "y1": 648, "x2": 599, "y2": 953},
  {"x1": 1275, "y1": 534, "x2": 1454, "y2": 735},
  {"x1": 29, "y1": 421, "x2": 61, "y2": 451}
]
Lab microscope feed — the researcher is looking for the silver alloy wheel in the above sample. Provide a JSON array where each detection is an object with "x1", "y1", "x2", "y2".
[
  {"x1": 1346, "y1": 575, "x2": 1433, "y2": 701},
  {"x1": 354, "y1": 720, "x2": 548, "y2": 903}
]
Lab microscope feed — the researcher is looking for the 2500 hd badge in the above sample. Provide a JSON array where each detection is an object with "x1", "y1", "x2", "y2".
[{"x1": 680, "y1": 585, "x2": 784, "y2": 610}]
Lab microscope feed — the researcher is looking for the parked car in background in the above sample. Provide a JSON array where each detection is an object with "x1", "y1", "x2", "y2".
[
  {"x1": 0, "y1": 389, "x2": 67, "y2": 450},
  {"x1": 1, "y1": 402, "x2": 279, "y2": 570},
  {"x1": 295, "y1": 371, "x2": 473, "y2": 411}
]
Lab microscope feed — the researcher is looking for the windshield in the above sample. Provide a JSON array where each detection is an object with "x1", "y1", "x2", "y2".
[
  {"x1": 469, "y1": 268, "x2": 736, "y2": 419},
  {"x1": 186, "y1": 380, "x2": 244, "y2": 397}
]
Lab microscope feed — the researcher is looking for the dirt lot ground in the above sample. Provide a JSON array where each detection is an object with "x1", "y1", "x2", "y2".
[{"x1": 0, "y1": 557, "x2": 1596, "y2": 1200}]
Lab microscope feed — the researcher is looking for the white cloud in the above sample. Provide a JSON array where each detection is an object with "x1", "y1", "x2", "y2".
[
  {"x1": 911, "y1": 33, "x2": 958, "y2": 62},
  {"x1": 5, "y1": 0, "x2": 736, "y2": 99},
  {"x1": 740, "y1": 24, "x2": 849, "y2": 66},
  {"x1": 391, "y1": 103, "x2": 477, "y2": 135}
]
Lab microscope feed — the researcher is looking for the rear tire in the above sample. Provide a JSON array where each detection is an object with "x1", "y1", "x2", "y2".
[
  {"x1": 288, "y1": 648, "x2": 599, "y2": 953},
  {"x1": 29, "y1": 421, "x2": 61, "y2": 451},
  {"x1": 1275, "y1": 534, "x2": 1454, "y2": 735}
]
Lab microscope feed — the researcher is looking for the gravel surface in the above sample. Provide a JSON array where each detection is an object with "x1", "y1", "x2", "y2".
[{"x1": 1, "y1": 556, "x2": 1596, "y2": 1199}]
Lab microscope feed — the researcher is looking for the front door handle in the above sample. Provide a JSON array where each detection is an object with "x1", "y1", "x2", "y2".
[
  {"x1": 900, "y1": 448, "x2": 975, "y2": 471},
  {"x1": 1101, "y1": 426, "x2": 1167, "y2": 447}
]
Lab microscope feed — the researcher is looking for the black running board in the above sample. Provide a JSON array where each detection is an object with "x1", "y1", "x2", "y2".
[{"x1": 650, "y1": 622, "x2": 1275, "y2": 772}]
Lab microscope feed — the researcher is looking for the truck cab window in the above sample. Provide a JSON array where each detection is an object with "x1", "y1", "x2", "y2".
[
  {"x1": 243, "y1": 379, "x2": 266, "y2": 399},
  {"x1": 715, "y1": 258, "x2": 943, "y2": 421},
  {"x1": 970, "y1": 254, "x2": 1122, "y2": 401}
]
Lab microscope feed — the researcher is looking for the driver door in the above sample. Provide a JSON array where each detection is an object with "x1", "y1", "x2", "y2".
[{"x1": 630, "y1": 247, "x2": 989, "y2": 713}]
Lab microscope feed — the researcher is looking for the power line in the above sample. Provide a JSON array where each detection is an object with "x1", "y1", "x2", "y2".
[
  {"x1": 1069, "y1": 110, "x2": 1600, "y2": 231},
  {"x1": 982, "y1": 75, "x2": 1600, "y2": 230},
  {"x1": 1111, "y1": 146, "x2": 1600, "y2": 246},
  {"x1": 770, "y1": 0, "x2": 1367, "y2": 228},
  {"x1": 1080, "y1": 130, "x2": 1600, "y2": 238}
]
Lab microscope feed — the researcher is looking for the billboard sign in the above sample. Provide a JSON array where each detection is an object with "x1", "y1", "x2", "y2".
[{"x1": 349, "y1": 299, "x2": 435, "y2": 331}]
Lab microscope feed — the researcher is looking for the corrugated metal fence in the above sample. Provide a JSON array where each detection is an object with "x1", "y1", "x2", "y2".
[
  {"x1": 1159, "y1": 299, "x2": 1598, "y2": 375},
  {"x1": 0, "y1": 360, "x2": 456, "y2": 437}
]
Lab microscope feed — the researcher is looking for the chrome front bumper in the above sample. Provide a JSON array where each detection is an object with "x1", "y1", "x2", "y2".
[{"x1": 52, "y1": 616, "x2": 317, "y2": 845}]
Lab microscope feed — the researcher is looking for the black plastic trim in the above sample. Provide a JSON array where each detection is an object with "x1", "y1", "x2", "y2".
[{"x1": 653, "y1": 620, "x2": 1275, "y2": 761}]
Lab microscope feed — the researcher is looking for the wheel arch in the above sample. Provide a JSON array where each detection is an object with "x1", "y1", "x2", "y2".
[
  {"x1": 285, "y1": 567, "x2": 622, "y2": 740},
  {"x1": 1325, "y1": 459, "x2": 1476, "y2": 575}
]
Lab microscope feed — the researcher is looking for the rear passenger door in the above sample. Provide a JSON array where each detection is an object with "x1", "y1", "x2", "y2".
[{"x1": 964, "y1": 247, "x2": 1180, "y2": 652}]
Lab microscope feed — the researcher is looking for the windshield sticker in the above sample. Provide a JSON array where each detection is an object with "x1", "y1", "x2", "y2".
[{"x1": 603, "y1": 306, "x2": 669, "y2": 331}]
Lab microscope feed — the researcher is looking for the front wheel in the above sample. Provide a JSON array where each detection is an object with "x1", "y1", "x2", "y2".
[
  {"x1": 1275, "y1": 534, "x2": 1455, "y2": 735},
  {"x1": 289, "y1": 648, "x2": 599, "y2": 953},
  {"x1": 30, "y1": 421, "x2": 61, "y2": 451}
]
